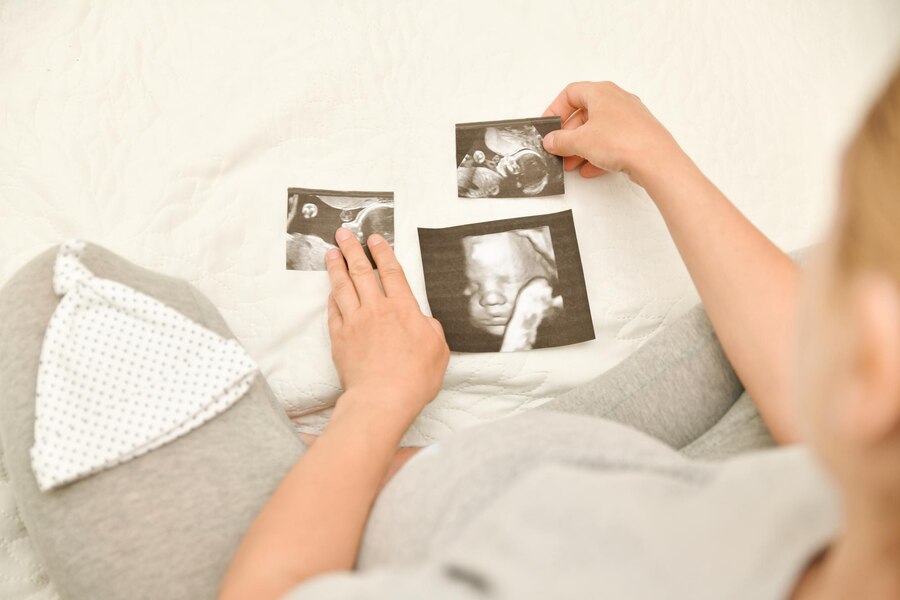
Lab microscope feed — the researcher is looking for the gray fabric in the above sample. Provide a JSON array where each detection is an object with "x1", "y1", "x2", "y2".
[
  {"x1": 359, "y1": 408, "x2": 696, "y2": 569},
  {"x1": 355, "y1": 299, "x2": 780, "y2": 580},
  {"x1": 681, "y1": 392, "x2": 776, "y2": 460},
  {"x1": 292, "y1": 414, "x2": 840, "y2": 600},
  {"x1": 537, "y1": 303, "x2": 749, "y2": 452},
  {"x1": 0, "y1": 244, "x2": 305, "y2": 600},
  {"x1": 534, "y1": 248, "x2": 814, "y2": 459}
]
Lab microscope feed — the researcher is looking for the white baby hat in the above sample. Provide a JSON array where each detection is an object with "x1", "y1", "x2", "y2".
[{"x1": 31, "y1": 241, "x2": 258, "y2": 491}]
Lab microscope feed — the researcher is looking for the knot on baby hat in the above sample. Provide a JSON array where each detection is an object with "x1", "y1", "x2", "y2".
[{"x1": 31, "y1": 241, "x2": 258, "y2": 491}]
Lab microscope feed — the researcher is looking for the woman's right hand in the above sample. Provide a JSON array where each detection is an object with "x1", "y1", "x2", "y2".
[
  {"x1": 541, "y1": 81, "x2": 683, "y2": 187},
  {"x1": 542, "y1": 84, "x2": 806, "y2": 446}
]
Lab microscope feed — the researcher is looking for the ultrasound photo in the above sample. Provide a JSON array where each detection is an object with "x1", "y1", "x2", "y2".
[
  {"x1": 286, "y1": 188, "x2": 394, "y2": 271},
  {"x1": 456, "y1": 116, "x2": 564, "y2": 199},
  {"x1": 418, "y1": 210, "x2": 593, "y2": 352}
]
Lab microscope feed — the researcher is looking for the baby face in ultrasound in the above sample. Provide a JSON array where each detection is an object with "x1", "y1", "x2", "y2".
[
  {"x1": 485, "y1": 127, "x2": 549, "y2": 195},
  {"x1": 461, "y1": 229, "x2": 558, "y2": 336}
]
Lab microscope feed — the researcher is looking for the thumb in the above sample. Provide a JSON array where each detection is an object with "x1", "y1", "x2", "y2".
[
  {"x1": 427, "y1": 317, "x2": 447, "y2": 341},
  {"x1": 542, "y1": 129, "x2": 584, "y2": 157}
]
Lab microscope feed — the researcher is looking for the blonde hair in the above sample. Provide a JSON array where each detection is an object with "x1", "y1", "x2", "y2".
[{"x1": 836, "y1": 63, "x2": 900, "y2": 281}]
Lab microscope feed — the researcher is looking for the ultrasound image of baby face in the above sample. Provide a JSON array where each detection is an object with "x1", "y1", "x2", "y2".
[{"x1": 461, "y1": 229, "x2": 557, "y2": 336}]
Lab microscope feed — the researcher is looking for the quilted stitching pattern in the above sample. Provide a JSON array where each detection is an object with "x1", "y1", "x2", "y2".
[{"x1": 0, "y1": 1, "x2": 898, "y2": 597}]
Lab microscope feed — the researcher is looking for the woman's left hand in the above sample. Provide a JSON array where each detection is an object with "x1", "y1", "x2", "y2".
[
  {"x1": 326, "y1": 228, "x2": 450, "y2": 427},
  {"x1": 221, "y1": 231, "x2": 446, "y2": 600}
]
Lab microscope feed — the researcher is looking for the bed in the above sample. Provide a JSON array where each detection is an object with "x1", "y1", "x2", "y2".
[{"x1": 1, "y1": 0, "x2": 898, "y2": 597}]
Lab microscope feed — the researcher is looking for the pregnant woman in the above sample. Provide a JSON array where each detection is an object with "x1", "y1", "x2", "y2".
[{"x1": 1, "y1": 65, "x2": 898, "y2": 599}]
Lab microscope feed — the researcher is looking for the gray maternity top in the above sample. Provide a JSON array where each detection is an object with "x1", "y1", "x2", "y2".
[{"x1": 284, "y1": 411, "x2": 840, "y2": 600}]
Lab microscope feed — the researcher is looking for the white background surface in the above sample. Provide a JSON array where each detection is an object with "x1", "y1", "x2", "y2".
[
  {"x1": 1, "y1": 1, "x2": 899, "y2": 443},
  {"x1": 0, "y1": 1, "x2": 898, "y2": 594}
]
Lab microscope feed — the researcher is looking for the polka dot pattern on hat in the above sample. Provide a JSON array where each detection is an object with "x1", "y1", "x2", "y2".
[{"x1": 31, "y1": 240, "x2": 258, "y2": 491}]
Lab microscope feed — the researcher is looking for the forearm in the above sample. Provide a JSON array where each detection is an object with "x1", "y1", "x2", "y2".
[
  {"x1": 637, "y1": 149, "x2": 804, "y2": 443},
  {"x1": 540, "y1": 82, "x2": 804, "y2": 441},
  {"x1": 218, "y1": 390, "x2": 408, "y2": 600}
]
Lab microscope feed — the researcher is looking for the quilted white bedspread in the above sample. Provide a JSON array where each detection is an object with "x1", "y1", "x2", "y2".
[{"x1": 1, "y1": 1, "x2": 898, "y2": 597}]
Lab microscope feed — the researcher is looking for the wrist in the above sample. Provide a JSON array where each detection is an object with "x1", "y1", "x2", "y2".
[
  {"x1": 331, "y1": 386, "x2": 423, "y2": 437},
  {"x1": 634, "y1": 148, "x2": 700, "y2": 201},
  {"x1": 626, "y1": 132, "x2": 689, "y2": 190},
  {"x1": 322, "y1": 395, "x2": 407, "y2": 455}
]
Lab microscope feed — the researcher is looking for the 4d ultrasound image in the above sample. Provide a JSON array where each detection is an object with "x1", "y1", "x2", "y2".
[
  {"x1": 455, "y1": 116, "x2": 565, "y2": 199},
  {"x1": 418, "y1": 210, "x2": 593, "y2": 352}
]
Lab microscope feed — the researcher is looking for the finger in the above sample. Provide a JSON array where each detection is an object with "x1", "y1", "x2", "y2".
[
  {"x1": 559, "y1": 109, "x2": 587, "y2": 171},
  {"x1": 542, "y1": 81, "x2": 591, "y2": 121},
  {"x1": 335, "y1": 227, "x2": 382, "y2": 303},
  {"x1": 563, "y1": 156, "x2": 586, "y2": 172},
  {"x1": 326, "y1": 247, "x2": 360, "y2": 315},
  {"x1": 542, "y1": 128, "x2": 584, "y2": 157},
  {"x1": 580, "y1": 162, "x2": 607, "y2": 178},
  {"x1": 367, "y1": 234, "x2": 414, "y2": 299},
  {"x1": 327, "y1": 293, "x2": 343, "y2": 337},
  {"x1": 562, "y1": 108, "x2": 586, "y2": 130}
]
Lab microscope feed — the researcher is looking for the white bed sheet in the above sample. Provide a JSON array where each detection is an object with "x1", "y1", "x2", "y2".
[{"x1": 1, "y1": 1, "x2": 898, "y2": 597}]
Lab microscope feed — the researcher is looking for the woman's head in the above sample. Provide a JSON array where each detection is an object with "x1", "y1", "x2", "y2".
[{"x1": 799, "y1": 64, "x2": 900, "y2": 495}]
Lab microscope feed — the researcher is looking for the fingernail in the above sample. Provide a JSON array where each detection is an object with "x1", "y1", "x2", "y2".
[
  {"x1": 368, "y1": 234, "x2": 384, "y2": 246},
  {"x1": 335, "y1": 228, "x2": 352, "y2": 242},
  {"x1": 326, "y1": 248, "x2": 341, "y2": 261},
  {"x1": 542, "y1": 132, "x2": 555, "y2": 151}
]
